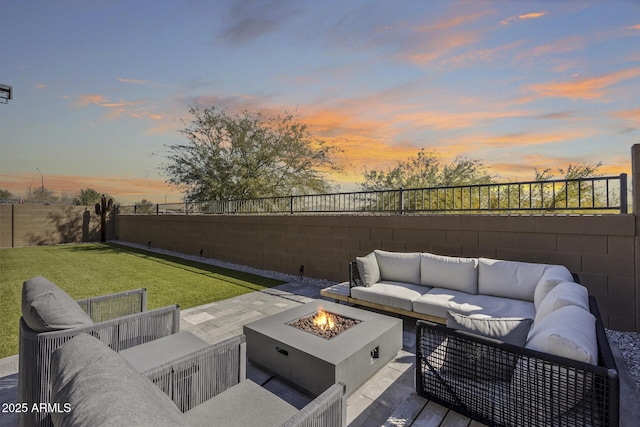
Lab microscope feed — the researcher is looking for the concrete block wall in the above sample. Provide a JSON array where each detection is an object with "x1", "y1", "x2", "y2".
[
  {"x1": 0, "y1": 204, "x2": 108, "y2": 248},
  {"x1": 115, "y1": 213, "x2": 638, "y2": 331}
]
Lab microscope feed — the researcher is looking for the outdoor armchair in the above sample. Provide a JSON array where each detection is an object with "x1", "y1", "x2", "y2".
[
  {"x1": 49, "y1": 333, "x2": 348, "y2": 427},
  {"x1": 19, "y1": 276, "x2": 180, "y2": 427}
]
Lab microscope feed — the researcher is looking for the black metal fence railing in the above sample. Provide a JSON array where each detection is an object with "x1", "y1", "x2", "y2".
[{"x1": 119, "y1": 174, "x2": 628, "y2": 215}]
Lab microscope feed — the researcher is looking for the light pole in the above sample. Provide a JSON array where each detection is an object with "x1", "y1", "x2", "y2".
[{"x1": 36, "y1": 168, "x2": 44, "y2": 191}]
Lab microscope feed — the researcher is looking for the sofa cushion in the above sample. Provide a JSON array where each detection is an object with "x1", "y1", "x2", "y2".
[
  {"x1": 412, "y1": 288, "x2": 536, "y2": 320},
  {"x1": 446, "y1": 311, "x2": 533, "y2": 347},
  {"x1": 374, "y1": 250, "x2": 421, "y2": 285},
  {"x1": 420, "y1": 253, "x2": 478, "y2": 294},
  {"x1": 356, "y1": 252, "x2": 381, "y2": 287},
  {"x1": 533, "y1": 265, "x2": 574, "y2": 309},
  {"x1": 534, "y1": 281, "x2": 589, "y2": 324},
  {"x1": 478, "y1": 258, "x2": 556, "y2": 302},
  {"x1": 444, "y1": 312, "x2": 533, "y2": 381},
  {"x1": 350, "y1": 281, "x2": 429, "y2": 311},
  {"x1": 22, "y1": 276, "x2": 94, "y2": 332},
  {"x1": 526, "y1": 305, "x2": 597, "y2": 364},
  {"x1": 50, "y1": 334, "x2": 187, "y2": 427},
  {"x1": 183, "y1": 380, "x2": 298, "y2": 427}
]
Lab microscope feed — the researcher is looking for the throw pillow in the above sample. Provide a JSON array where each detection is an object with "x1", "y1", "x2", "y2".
[
  {"x1": 534, "y1": 281, "x2": 589, "y2": 324},
  {"x1": 443, "y1": 311, "x2": 534, "y2": 382},
  {"x1": 446, "y1": 311, "x2": 533, "y2": 346},
  {"x1": 50, "y1": 334, "x2": 188, "y2": 427},
  {"x1": 355, "y1": 252, "x2": 380, "y2": 287},
  {"x1": 22, "y1": 276, "x2": 94, "y2": 332}
]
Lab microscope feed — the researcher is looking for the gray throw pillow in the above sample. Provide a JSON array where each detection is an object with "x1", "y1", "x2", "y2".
[
  {"x1": 50, "y1": 334, "x2": 188, "y2": 427},
  {"x1": 356, "y1": 252, "x2": 380, "y2": 287},
  {"x1": 443, "y1": 311, "x2": 534, "y2": 382},
  {"x1": 22, "y1": 276, "x2": 94, "y2": 332}
]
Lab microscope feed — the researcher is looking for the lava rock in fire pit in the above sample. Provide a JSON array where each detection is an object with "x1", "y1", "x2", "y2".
[{"x1": 288, "y1": 310, "x2": 362, "y2": 340}]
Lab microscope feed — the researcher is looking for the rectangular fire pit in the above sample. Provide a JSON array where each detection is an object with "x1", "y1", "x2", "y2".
[{"x1": 243, "y1": 300, "x2": 402, "y2": 397}]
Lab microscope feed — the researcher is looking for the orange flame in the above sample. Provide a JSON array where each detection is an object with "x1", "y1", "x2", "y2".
[{"x1": 313, "y1": 310, "x2": 335, "y2": 330}]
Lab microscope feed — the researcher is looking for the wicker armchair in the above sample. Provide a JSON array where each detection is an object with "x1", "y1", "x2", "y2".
[
  {"x1": 142, "y1": 335, "x2": 348, "y2": 426},
  {"x1": 416, "y1": 297, "x2": 619, "y2": 427},
  {"x1": 19, "y1": 286, "x2": 180, "y2": 427},
  {"x1": 49, "y1": 334, "x2": 347, "y2": 427}
]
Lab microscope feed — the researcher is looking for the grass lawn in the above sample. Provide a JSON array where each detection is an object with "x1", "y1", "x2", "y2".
[{"x1": 0, "y1": 243, "x2": 285, "y2": 358}]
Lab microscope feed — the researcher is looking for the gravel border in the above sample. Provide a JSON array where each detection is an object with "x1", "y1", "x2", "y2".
[{"x1": 115, "y1": 241, "x2": 640, "y2": 394}]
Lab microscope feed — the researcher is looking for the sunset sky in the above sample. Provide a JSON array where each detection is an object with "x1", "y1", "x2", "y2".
[{"x1": 1, "y1": 1, "x2": 639, "y2": 204}]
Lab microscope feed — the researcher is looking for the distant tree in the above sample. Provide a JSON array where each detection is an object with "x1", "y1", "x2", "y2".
[
  {"x1": 136, "y1": 199, "x2": 155, "y2": 214},
  {"x1": 74, "y1": 188, "x2": 103, "y2": 206},
  {"x1": 26, "y1": 186, "x2": 57, "y2": 204},
  {"x1": 530, "y1": 161, "x2": 605, "y2": 210},
  {"x1": 0, "y1": 189, "x2": 13, "y2": 202},
  {"x1": 360, "y1": 149, "x2": 495, "y2": 190},
  {"x1": 163, "y1": 104, "x2": 342, "y2": 202}
]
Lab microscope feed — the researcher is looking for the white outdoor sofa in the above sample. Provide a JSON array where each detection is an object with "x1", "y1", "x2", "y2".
[{"x1": 321, "y1": 250, "x2": 620, "y2": 426}]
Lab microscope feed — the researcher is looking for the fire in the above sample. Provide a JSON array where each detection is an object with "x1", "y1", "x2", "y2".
[{"x1": 313, "y1": 310, "x2": 335, "y2": 330}]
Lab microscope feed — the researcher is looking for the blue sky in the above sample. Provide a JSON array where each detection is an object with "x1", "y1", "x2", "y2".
[{"x1": 1, "y1": 0, "x2": 639, "y2": 204}]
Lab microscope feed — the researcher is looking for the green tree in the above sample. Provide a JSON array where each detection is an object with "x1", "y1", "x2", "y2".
[
  {"x1": 163, "y1": 104, "x2": 342, "y2": 202},
  {"x1": 531, "y1": 162, "x2": 605, "y2": 210},
  {"x1": 26, "y1": 186, "x2": 57, "y2": 204},
  {"x1": 136, "y1": 199, "x2": 155, "y2": 214},
  {"x1": 0, "y1": 189, "x2": 13, "y2": 202},
  {"x1": 360, "y1": 149, "x2": 494, "y2": 191},
  {"x1": 74, "y1": 188, "x2": 105, "y2": 206}
]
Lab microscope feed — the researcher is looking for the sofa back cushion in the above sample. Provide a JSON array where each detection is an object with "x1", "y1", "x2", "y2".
[
  {"x1": 478, "y1": 259, "x2": 559, "y2": 302},
  {"x1": 525, "y1": 305, "x2": 597, "y2": 364},
  {"x1": 356, "y1": 252, "x2": 381, "y2": 286},
  {"x1": 22, "y1": 276, "x2": 94, "y2": 332},
  {"x1": 533, "y1": 265, "x2": 574, "y2": 309},
  {"x1": 420, "y1": 253, "x2": 478, "y2": 294},
  {"x1": 534, "y1": 281, "x2": 589, "y2": 324},
  {"x1": 50, "y1": 334, "x2": 187, "y2": 427},
  {"x1": 374, "y1": 250, "x2": 421, "y2": 285}
]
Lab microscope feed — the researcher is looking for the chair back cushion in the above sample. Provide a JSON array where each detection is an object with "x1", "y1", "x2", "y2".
[
  {"x1": 22, "y1": 276, "x2": 94, "y2": 332},
  {"x1": 478, "y1": 259, "x2": 553, "y2": 301},
  {"x1": 50, "y1": 334, "x2": 187, "y2": 427},
  {"x1": 356, "y1": 252, "x2": 381, "y2": 286}
]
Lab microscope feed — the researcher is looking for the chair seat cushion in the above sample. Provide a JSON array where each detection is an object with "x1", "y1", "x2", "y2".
[
  {"x1": 22, "y1": 276, "x2": 94, "y2": 332},
  {"x1": 413, "y1": 288, "x2": 536, "y2": 319},
  {"x1": 351, "y1": 281, "x2": 430, "y2": 311},
  {"x1": 50, "y1": 334, "x2": 187, "y2": 427},
  {"x1": 119, "y1": 331, "x2": 210, "y2": 373},
  {"x1": 183, "y1": 380, "x2": 298, "y2": 427}
]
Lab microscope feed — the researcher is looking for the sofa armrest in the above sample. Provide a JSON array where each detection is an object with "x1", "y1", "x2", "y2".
[
  {"x1": 76, "y1": 288, "x2": 147, "y2": 322},
  {"x1": 416, "y1": 298, "x2": 619, "y2": 427},
  {"x1": 349, "y1": 261, "x2": 363, "y2": 288},
  {"x1": 280, "y1": 382, "x2": 347, "y2": 427},
  {"x1": 142, "y1": 335, "x2": 247, "y2": 413}
]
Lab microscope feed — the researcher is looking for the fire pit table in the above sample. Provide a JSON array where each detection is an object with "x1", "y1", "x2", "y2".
[{"x1": 243, "y1": 300, "x2": 402, "y2": 397}]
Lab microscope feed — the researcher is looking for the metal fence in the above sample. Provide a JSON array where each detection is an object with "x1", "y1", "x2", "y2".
[{"x1": 119, "y1": 174, "x2": 628, "y2": 215}]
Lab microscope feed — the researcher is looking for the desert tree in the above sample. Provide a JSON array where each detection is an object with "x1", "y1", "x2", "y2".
[{"x1": 163, "y1": 104, "x2": 342, "y2": 202}]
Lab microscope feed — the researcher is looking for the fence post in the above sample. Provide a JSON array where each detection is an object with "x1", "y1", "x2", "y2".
[
  {"x1": 290, "y1": 195, "x2": 294, "y2": 214},
  {"x1": 620, "y1": 173, "x2": 628, "y2": 214},
  {"x1": 185, "y1": 202, "x2": 189, "y2": 215},
  {"x1": 399, "y1": 187, "x2": 405, "y2": 214},
  {"x1": 156, "y1": 204, "x2": 159, "y2": 215},
  {"x1": 134, "y1": 204, "x2": 137, "y2": 215}
]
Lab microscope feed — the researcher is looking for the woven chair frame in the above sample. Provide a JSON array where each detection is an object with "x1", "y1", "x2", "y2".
[
  {"x1": 19, "y1": 288, "x2": 180, "y2": 427},
  {"x1": 142, "y1": 334, "x2": 347, "y2": 427},
  {"x1": 416, "y1": 297, "x2": 619, "y2": 427}
]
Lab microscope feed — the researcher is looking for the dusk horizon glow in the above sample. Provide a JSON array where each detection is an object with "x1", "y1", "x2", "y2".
[{"x1": 1, "y1": 1, "x2": 639, "y2": 204}]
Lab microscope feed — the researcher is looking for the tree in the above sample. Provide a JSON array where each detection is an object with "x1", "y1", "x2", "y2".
[
  {"x1": 530, "y1": 161, "x2": 605, "y2": 210},
  {"x1": 360, "y1": 149, "x2": 495, "y2": 191},
  {"x1": 136, "y1": 199, "x2": 155, "y2": 214},
  {"x1": 74, "y1": 188, "x2": 104, "y2": 206},
  {"x1": 163, "y1": 104, "x2": 342, "y2": 202},
  {"x1": 0, "y1": 189, "x2": 13, "y2": 202},
  {"x1": 26, "y1": 186, "x2": 57, "y2": 204}
]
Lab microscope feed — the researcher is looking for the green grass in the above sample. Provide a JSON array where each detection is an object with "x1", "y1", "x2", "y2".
[{"x1": 0, "y1": 243, "x2": 284, "y2": 358}]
